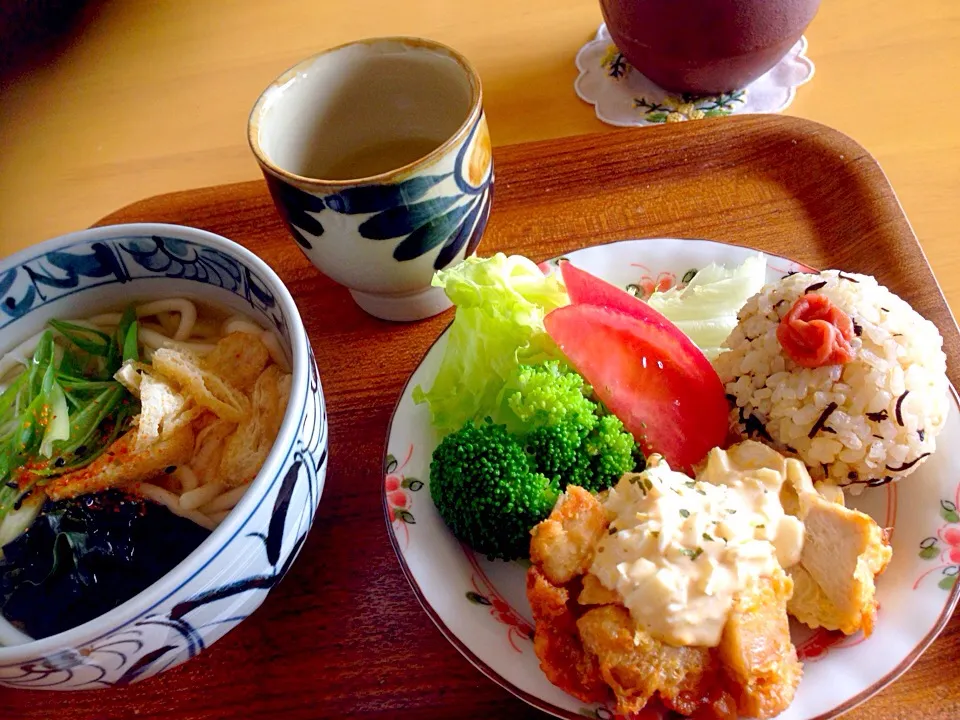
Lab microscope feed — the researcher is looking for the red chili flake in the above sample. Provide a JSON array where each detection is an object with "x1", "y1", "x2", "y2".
[{"x1": 777, "y1": 293, "x2": 855, "y2": 368}]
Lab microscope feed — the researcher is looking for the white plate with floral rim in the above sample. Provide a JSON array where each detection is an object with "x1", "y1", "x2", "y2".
[{"x1": 383, "y1": 238, "x2": 960, "y2": 720}]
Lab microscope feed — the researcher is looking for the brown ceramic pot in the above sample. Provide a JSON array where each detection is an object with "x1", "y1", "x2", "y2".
[{"x1": 599, "y1": 0, "x2": 821, "y2": 95}]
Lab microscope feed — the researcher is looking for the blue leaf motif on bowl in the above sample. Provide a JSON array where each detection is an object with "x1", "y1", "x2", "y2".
[
  {"x1": 120, "y1": 236, "x2": 242, "y2": 291},
  {"x1": 0, "y1": 242, "x2": 130, "y2": 323},
  {"x1": 0, "y1": 235, "x2": 287, "y2": 340}
]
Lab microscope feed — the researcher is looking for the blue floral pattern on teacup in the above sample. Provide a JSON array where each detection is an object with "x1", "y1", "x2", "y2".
[{"x1": 264, "y1": 113, "x2": 493, "y2": 273}]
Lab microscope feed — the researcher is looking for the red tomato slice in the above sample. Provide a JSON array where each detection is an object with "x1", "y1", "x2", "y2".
[
  {"x1": 545, "y1": 304, "x2": 729, "y2": 472},
  {"x1": 561, "y1": 260, "x2": 675, "y2": 327},
  {"x1": 560, "y1": 260, "x2": 726, "y2": 404}
]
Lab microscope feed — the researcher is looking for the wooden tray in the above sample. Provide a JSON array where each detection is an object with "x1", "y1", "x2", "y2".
[{"x1": 5, "y1": 115, "x2": 958, "y2": 720}]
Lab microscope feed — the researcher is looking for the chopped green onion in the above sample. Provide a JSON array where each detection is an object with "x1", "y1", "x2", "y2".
[
  {"x1": 0, "y1": 316, "x2": 139, "y2": 528},
  {"x1": 39, "y1": 383, "x2": 69, "y2": 457},
  {"x1": 0, "y1": 374, "x2": 27, "y2": 424},
  {"x1": 57, "y1": 376, "x2": 123, "y2": 393},
  {"x1": 51, "y1": 385, "x2": 126, "y2": 458},
  {"x1": 116, "y1": 306, "x2": 139, "y2": 361},
  {"x1": 48, "y1": 320, "x2": 112, "y2": 358},
  {"x1": 27, "y1": 331, "x2": 55, "y2": 401},
  {"x1": 122, "y1": 321, "x2": 139, "y2": 364},
  {"x1": 39, "y1": 399, "x2": 137, "y2": 477},
  {"x1": 57, "y1": 345, "x2": 83, "y2": 378}
]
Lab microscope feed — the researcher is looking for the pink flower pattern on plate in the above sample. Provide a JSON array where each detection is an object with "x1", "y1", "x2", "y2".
[
  {"x1": 385, "y1": 444, "x2": 422, "y2": 550},
  {"x1": 915, "y1": 479, "x2": 960, "y2": 591},
  {"x1": 626, "y1": 262, "x2": 679, "y2": 300},
  {"x1": 463, "y1": 546, "x2": 534, "y2": 653}
]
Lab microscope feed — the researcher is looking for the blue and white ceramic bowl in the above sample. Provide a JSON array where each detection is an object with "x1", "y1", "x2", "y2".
[
  {"x1": 0, "y1": 223, "x2": 327, "y2": 690},
  {"x1": 249, "y1": 37, "x2": 493, "y2": 322}
]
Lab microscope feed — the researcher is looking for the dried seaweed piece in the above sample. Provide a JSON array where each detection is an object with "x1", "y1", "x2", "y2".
[
  {"x1": 808, "y1": 402, "x2": 838, "y2": 438},
  {"x1": 885, "y1": 453, "x2": 931, "y2": 473},
  {"x1": 744, "y1": 413, "x2": 773, "y2": 442},
  {"x1": 895, "y1": 391, "x2": 910, "y2": 426}
]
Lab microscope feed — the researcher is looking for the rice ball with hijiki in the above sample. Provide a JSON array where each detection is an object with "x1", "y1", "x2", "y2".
[{"x1": 713, "y1": 270, "x2": 949, "y2": 490}]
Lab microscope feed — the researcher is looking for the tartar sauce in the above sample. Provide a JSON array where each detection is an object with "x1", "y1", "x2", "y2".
[{"x1": 588, "y1": 441, "x2": 806, "y2": 647}]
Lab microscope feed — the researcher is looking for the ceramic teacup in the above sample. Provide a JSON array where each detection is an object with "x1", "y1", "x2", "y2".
[{"x1": 248, "y1": 37, "x2": 493, "y2": 321}]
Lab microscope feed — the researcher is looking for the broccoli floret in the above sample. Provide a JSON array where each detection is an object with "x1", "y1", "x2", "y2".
[
  {"x1": 526, "y1": 422, "x2": 592, "y2": 487},
  {"x1": 527, "y1": 414, "x2": 638, "y2": 494},
  {"x1": 507, "y1": 362, "x2": 642, "y2": 493},
  {"x1": 430, "y1": 363, "x2": 644, "y2": 561},
  {"x1": 503, "y1": 360, "x2": 597, "y2": 431},
  {"x1": 430, "y1": 420, "x2": 559, "y2": 561},
  {"x1": 585, "y1": 414, "x2": 638, "y2": 489}
]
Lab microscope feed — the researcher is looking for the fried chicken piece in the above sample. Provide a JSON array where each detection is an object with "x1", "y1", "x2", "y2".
[
  {"x1": 576, "y1": 604, "x2": 716, "y2": 717},
  {"x1": 530, "y1": 486, "x2": 609, "y2": 585},
  {"x1": 689, "y1": 686, "x2": 739, "y2": 720},
  {"x1": 788, "y1": 566, "x2": 857, "y2": 634},
  {"x1": 526, "y1": 566, "x2": 608, "y2": 704},
  {"x1": 46, "y1": 423, "x2": 195, "y2": 500},
  {"x1": 719, "y1": 568, "x2": 801, "y2": 719},
  {"x1": 578, "y1": 573, "x2": 620, "y2": 606},
  {"x1": 783, "y1": 471, "x2": 892, "y2": 636}
]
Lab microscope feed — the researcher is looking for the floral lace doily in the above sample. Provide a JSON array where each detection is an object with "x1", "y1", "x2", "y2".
[{"x1": 575, "y1": 24, "x2": 815, "y2": 127}]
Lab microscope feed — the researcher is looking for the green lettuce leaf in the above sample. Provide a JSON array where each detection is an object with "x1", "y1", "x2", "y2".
[
  {"x1": 413, "y1": 254, "x2": 569, "y2": 432},
  {"x1": 647, "y1": 252, "x2": 767, "y2": 358}
]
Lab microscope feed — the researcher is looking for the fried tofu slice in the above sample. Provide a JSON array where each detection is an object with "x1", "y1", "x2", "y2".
[
  {"x1": 190, "y1": 416, "x2": 236, "y2": 485},
  {"x1": 526, "y1": 566, "x2": 608, "y2": 704},
  {"x1": 576, "y1": 604, "x2": 716, "y2": 717},
  {"x1": 219, "y1": 365, "x2": 291, "y2": 487},
  {"x1": 719, "y1": 569, "x2": 801, "y2": 719},
  {"x1": 150, "y1": 347, "x2": 249, "y2": 423},
  {"x1": 530, "y1": 486, "x2": 609, "y2": 585},
  {"x1": 46, "y1": 423, "x2": 195, "y2": 501},
  {"x1": 201, "y1": 331, "x2": 271, "y2": 393},
  {"x1": 782, "y1": 469, "x2": 892, "y2": 636},
  {"x1": 134, "y1": 372, "x2": 192, "y2": 451}
]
